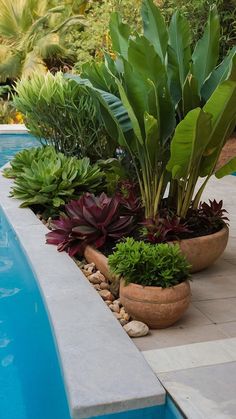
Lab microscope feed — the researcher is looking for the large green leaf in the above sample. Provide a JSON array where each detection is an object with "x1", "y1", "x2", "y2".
[
  {"x1": 141, "y1": 0, "x2": 168, "y2": 62},
  {"x1": 168, "y1": 11, "x2": 191, "y2": 88},
  {"x1": 200, "y1": 80, "x2": 236, "y2": 176},
  {"x1": 64, "y1": 73, "x2": 132, "y2": 145},
  {"x1": 166, "y1": 108, "x2": 212, "y2": 179},
  {"x1": 127, "y1": 35, "x2": 175, "y2": 142},
  {"x1": 144, "y1": 112, "x2": 160, "y2": 167},
  {"x1": 182, "y1": 73, "x2": 201, "y2": 117},
  {"x1": 81, "y1": 60, "x2": 118, "y2": 95},
  {"x1": 215, "y1": 157, "x2": 236, "y2": 178},
  {"x1": 128, "y1": 35, "x2": 165, "y2": 85},
  {"x1": 109, "y1": 12, "x2": 130, "y2": 60},
  {"x1": 192, "y1": 6, "x2": 220, "y2": 94},
  {"x1": 201, "y1": 46, "x2": 236, "y2": 101}
]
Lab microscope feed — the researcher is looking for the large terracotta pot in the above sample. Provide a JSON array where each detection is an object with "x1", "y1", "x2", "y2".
[
  {"x1": 120, "y1": 280, "x2": 191, "y2": 329},
  {"x1": 174, "y1": 225, "x2": 229, "y2": 273},
  {"x1": 84, "y1": 225, "x2": 229, "y2": 278}
]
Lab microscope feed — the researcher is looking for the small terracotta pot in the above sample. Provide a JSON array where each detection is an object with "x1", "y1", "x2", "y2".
[
  {"x1": 174, "y1": 225, "x2": 229, "y2": 273},
  {"x1": 120, "y1": 280, "x2": 191, "y2": 329}
]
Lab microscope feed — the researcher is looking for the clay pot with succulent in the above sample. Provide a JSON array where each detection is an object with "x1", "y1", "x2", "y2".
[{"x1": 108, "y1": 238, "x2": 191, "y2": 329}]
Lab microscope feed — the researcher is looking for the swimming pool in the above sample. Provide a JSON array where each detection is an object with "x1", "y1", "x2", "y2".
[
  {"x1": 0, "y1": 133, "x2": 38, "y2": 166},
  {"x1": 0, "y1": 207, "x2": 71, "y2": 419}
]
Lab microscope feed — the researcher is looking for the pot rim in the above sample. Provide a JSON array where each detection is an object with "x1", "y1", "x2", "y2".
[
  {"x1": 120, "y1": 279, "x2": 190, "y2": 292},
  {"x1": 171, "y1": 224, "x2": 229, "y2": 245}
]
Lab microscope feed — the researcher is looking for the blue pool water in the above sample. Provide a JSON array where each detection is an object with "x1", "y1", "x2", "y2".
[
  {"x1": 0, "y1": 208, "x2": 71, "y2": 419},
  {"x1": 0, "y1": 133, "x2": 38, "y2": 166},
  {"x1": 0, "y1": 132, "x2": 183, "y2": 419}
]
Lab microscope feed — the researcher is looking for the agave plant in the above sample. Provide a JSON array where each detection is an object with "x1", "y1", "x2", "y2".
[
  {"x1": 0, "y1": 0, "x2": 85, "y2": 81},
  {"x1": 46, "y1": 192, "x2": 134, "y2": 255},
  {"x1": 69, "y1": 0, "x2": 236, "y2": 220}
]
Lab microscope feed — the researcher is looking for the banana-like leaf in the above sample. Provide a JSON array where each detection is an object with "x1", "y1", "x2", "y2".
[
  {"x1": 201, "y1": 46, "x2": 236, "y2": 101},
  {"x1": 127, "y1": 35, "x2": 175, "y2": 142},
  {"x1": 115, "y1": 70, "x2": 143, "y2": 145},
  {"x1": 109, "y1": 12, "x2": 130, "y2": 60},
  {"x1": 166, "y1": 108, "x2": 212, "y2": 179},
  {"x1": 192, "y1": 6, "x2": 220, "y2": 94},
  {"x1": 168, "y1": 11, "x2": 191, "y2": 88},
  {"x1": 144, "y1": 112, "x2": 159, "y2": 167},
  {"x1": 65, "y1": 73, "x2": 131, "y2": 131},
  {"x1": 141, "y1": 0, "x2": 168, "y2": 62},
  {"x1": 128, "y1": 35, "x2": 164, "y2": 85},
  {"x1": 182, "y1": 73, "x2": 201, "y2": 117},
  {"x1": 215, "y1": 157, "x2": 236, "y2": 178},
  {"x1": 81, "y1": 59, "x2": 118, "y2": 95},
  {"x1": 199, "y1": 80, "x2": 236, "y2": 176}
]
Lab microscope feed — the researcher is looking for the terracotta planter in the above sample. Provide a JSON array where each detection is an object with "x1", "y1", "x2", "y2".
[
  {"x1": 84, "y1": 225, "x2": 229, "y2": 277},
  {"x1": 174, "y1": 225, "x2": 229, "y2": 273},
  {"x1": 120, "y1": 280, "x2": 191, "y2": 329}
]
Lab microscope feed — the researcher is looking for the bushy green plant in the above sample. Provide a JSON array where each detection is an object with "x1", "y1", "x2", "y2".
[
  {"x1": 66, "y1": 0, "x2": 144, "y2": 69},
  {"x1": 4, "y1": 146, "x2": 103, "y2": 213},
  {"x1": 108, "y1": 238, "x2": 190, "y2": 288},
  {"x1": 13, "y1": 72, "x2": 117, "y2": 161}
]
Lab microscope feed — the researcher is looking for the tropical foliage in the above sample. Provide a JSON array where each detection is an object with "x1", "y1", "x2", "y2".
[
  {"x1": 108, "y1": 238, "x2": 190, "y2": 287},
  {"x1": 0, "y1": 0, "x2": 85, "y2": 82},
  {"x1": 71, "y1": 0, "x2": 236, "y2": 221}
]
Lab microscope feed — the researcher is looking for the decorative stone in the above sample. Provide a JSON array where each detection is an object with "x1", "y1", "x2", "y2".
[
  {"x1": 120, "y1": 307, "x2": 126, "y2": 317},
  {"x1": 105, "y1": 300, "x2": 113, "y2": 306},
  {"x1": 83, "y1": 263, "x2": 96, "y2": 275},
  {"x1": 100, "y1": 282, "x2": 109, "y2": 290},
  {"x1": 98, "y1": 290, "x2": 114, "y2": 301},
  {"x1": 87, "y1": 271, "x2": 105, "y2": 284},
  {"x1": 113, "y1": 303, "x2": 120, "y2": 313},
  {"x1": 113, "y1": 312, "x2": 122, "y2": 320},
  {"x1": 109, "y1": 303, "x2": 120, "y2": 313},
  {"x1": 123, "y1": 321, "x2": 149, "y2": 338},
  {"x1": 93, "y1": 284, "x2": 101, "y2": 291},
  {"x1": 123, "y1": 313, "x2": 130, "y2": 322},
  {"x1": 119, "y1": 318, "x2": 129, "y2": 326}
]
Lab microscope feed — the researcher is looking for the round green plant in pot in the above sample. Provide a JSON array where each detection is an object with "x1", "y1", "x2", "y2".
[{"x1": 108, "y1": 238, "x2": 191, "y2": 329}]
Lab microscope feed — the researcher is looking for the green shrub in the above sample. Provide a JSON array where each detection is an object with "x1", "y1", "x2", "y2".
[
  {"x1": 108, "y1": 238, "x2": 190, "y2": 288},
  {"x1": 66, "y1": 0, "x2": 144, "y2": 69},
  {"x1": 13, "y1": 72, "x2": 117, "y2": 161},
  {"x1": 4, "y1": 146, "x2": 103, "y2": 213}
]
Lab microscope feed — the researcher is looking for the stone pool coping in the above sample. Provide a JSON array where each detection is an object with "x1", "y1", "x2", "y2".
[
  {"x1": 0, "y1": 124, "x2": 28, "y2": 134},
  {"x1": 0, "y1": 163, "x2": 165, "y2": 414}
]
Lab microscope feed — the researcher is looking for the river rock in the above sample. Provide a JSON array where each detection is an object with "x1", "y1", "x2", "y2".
[
  {"x1": 99, "y1": 290, "x2": 114, "y2": 301},
  {"x1": 123, "y1": 321, "x2": 149, "y2": 338},
  {"x1": 100, "y1": 282, "x2": 109, "y2": 290},
  {"x1": 87, "y1": 271, "x2": 105, "y2": 284}
]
